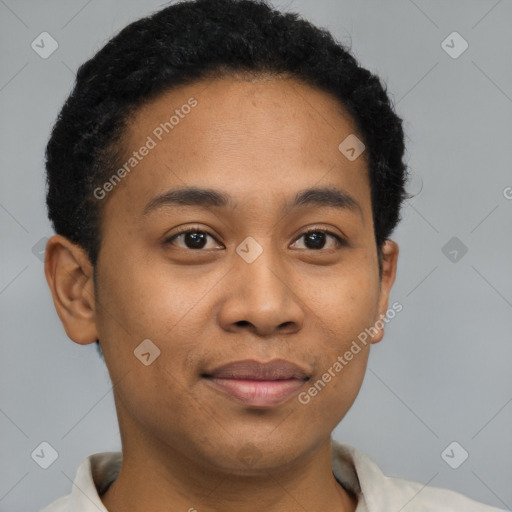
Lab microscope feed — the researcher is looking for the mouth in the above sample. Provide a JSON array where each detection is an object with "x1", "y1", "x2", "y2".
[{"x1": 201, "y1": 359, "x2": 310, "y2": 407}]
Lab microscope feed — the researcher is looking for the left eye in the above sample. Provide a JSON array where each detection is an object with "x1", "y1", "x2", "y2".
[{"x1": 290, "y1": 230, "x2": 343, "y2": 250}]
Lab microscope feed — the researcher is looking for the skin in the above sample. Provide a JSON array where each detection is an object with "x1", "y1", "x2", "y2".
[{"x1": 45, "y1": 74, "x2": 398, "y2": 512}]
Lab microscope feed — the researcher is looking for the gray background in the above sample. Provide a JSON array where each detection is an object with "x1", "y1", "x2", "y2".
[{"x1": 1, "y1": 0, "x2": 511, "y2": 510}]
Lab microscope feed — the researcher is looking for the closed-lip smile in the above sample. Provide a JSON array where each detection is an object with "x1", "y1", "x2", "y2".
[{"x1": 202, "y1": 359, "x2": 310, "y2": 407}]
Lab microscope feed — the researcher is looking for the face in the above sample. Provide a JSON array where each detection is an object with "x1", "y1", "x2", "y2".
[{"x1": 48, "y1": 74, "x2": 398, "y2": 473}]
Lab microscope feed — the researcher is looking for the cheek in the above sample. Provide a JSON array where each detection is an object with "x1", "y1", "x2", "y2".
[
  {"x1": 303, "y1": 260, "x2": 380, "y2": 344},
  {"x1": 93, "y1": 252, "x2": 212, "y2": 429},
  {"x1": 296, "y1": 276, "x2": 375, "y2": 428},
  {"x1": 295, "y1": 346, "x2": 369, "y2": 437},
  {"x1": 293, "y1": 261, "x2": 378, "y2": 412},
  {"x1": 93, "y1": 249, "x2": 232, "y2": 406},
  {"x1": 95, "y1": 249, "x2": 225, "y2": 345}
]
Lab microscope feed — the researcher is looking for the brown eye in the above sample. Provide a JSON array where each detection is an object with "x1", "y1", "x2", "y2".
[
  {"x1": 165, "y1": 229, "x2": 222, "y2": 250},
  {"x1": 291, "y1": 229, "x2": 344, "y2": 251}
]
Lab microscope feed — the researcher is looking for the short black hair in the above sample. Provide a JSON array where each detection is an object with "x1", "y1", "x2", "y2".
[{"x1": 45, "y1": 0, "x2": 409, "y2": 357}]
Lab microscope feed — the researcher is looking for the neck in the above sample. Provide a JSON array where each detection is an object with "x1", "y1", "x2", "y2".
[{"x1": 101, "y1": 436, "x2": 357, "y2": 512}]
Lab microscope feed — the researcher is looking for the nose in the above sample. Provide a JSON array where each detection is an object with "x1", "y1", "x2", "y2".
[{"x1": 217, "y1": 241, "x2": 305, "y2": 337}]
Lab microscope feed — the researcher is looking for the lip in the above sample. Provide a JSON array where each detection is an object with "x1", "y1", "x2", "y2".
[{"x1": 202, "y1": 359, "x2": 310, "y2": 407}]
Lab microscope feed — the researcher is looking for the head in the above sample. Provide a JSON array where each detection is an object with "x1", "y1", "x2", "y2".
[{"x1": 44, "y1": 0, "x2": 407, "y2": 473}]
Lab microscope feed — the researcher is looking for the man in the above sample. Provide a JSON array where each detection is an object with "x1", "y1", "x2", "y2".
[{"x1": 41, "y1": 0, "x2": 505, "y2": 510}]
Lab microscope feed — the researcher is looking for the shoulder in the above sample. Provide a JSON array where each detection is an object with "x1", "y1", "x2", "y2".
[
  {"x1": 40, "y1": 494, "x2": 69, "y2": 512},
  {"x1": 40, "y1": 451, "x2": 121, "y2": 512},
  {"x1": 331, "y1": 441, "x2": 506, "y2": 512},
  {"x1": 381, "y1": 473, "x2": 506, "y2": 511}
]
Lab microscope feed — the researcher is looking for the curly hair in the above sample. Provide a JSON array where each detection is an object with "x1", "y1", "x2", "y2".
[{"x1": 45, "y1": 0, "x2": 409, "y2": 356}]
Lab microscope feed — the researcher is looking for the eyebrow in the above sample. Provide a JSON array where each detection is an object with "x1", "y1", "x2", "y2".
[{"x1": 142, "y1": 185, "x2": 363, "y2": 220}]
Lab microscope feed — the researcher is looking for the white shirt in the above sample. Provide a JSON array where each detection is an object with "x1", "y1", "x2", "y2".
[{"x1": 41, "y1": 440, "x2": 506, "y2": 511}]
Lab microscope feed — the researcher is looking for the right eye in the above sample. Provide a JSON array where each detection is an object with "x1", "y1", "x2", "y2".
[{"x1": 164, "y1": 227, "x2": 224, "y2": 250}]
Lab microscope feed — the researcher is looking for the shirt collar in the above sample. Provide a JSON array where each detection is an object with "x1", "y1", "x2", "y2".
[{"x1": 54, "y1": 441, "x2": 369, "y2": 511}]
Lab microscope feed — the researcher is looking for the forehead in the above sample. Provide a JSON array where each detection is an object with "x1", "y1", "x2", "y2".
[{"x1": 103, "y1": 75, "x2": 370, "y2": 222}]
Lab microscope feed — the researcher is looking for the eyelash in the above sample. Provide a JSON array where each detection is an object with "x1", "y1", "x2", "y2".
[{"x1": 164, "y1": 226, "x2": 346, "y2": 251}]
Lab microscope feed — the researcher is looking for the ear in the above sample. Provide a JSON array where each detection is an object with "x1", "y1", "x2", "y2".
[
  {"x1": 44, "y1": 234, "x2": 99, "y2": 345},
  {"x1": 370, "y1": 239, "x2": 399, "y2": 344}
]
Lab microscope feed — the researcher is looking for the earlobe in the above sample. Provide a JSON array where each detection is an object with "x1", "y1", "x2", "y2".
[
  {"x1": 370, "y1": 239, "x2": 399, "y2": 344},
  {"x1": 44, "y1": 235, "x2": 99, "y2": 345}
]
